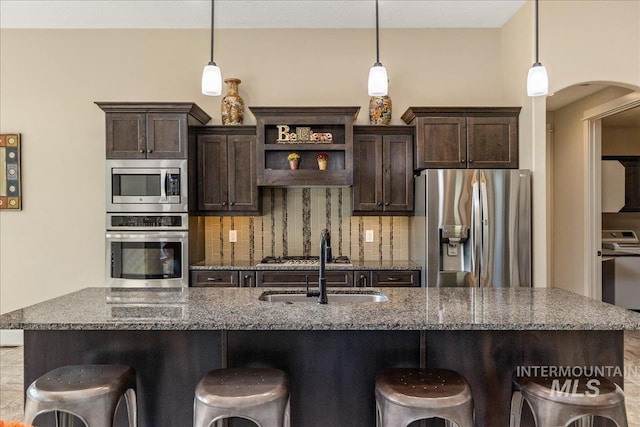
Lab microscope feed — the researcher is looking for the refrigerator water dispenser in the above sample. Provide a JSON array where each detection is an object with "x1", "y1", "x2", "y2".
[{"x1": 440, "y1": 226, "x2": 469, "y2": 272}]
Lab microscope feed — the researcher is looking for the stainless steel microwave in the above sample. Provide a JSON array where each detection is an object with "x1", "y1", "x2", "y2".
[{"x1": 106, "y1": 159, "x2": 187, "y2": 212}]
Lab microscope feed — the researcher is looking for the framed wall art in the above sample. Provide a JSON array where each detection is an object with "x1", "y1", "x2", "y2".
[{"x1": 0, "y1": 133, "x2": 21, "y2": 210}]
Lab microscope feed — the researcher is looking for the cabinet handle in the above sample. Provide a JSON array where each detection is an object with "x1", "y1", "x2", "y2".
[
  {"x1": 385, "y1": 277, "x2": 401, "y2": 281},
  {"x1": 360, "y1": 275, "x2": 368, "y2": 287},
  {"x1": 148, "y1": 149, "x2": 153, "y2": 153},
  {"x1": 222, "y1": 201, "x2": 227, "y2": 206},
  {"x1": 377, "y1": 202, "x2": 382, "y2": 206},
  {"x1": 206, "y1": 277, "x2": 221, "y2": 281},
  {"x1": 468, "y1": 159, "x2": 473, "y2": 163},
  {"x1": 139, "y1": 149, "x2": 145, "y2": 153},
  {"x1": 384, "y1": 202, "x2": 389, "y2": 206},
  {"x1": 243, "y1": 274, "x2": 253, "y2": 287},
  {"x1": 460, "y1": 158, "x2": 465, "y2": 163},
  {"x1": 230, "y1": 202, "x2": 235, "y2": 206}
]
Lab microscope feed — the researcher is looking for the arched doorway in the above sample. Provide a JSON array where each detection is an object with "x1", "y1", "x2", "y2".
[{"x1": 546, "y1": 83, "x2": 639, "y2": 299}]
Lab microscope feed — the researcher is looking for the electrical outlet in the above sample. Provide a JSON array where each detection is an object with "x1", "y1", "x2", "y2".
[
  {"x1": 365, "y1": 230, "x2": 374, "y2": 242},
  {"x1": 229, "y1": 230, "x2": 238, "y2": 243}
]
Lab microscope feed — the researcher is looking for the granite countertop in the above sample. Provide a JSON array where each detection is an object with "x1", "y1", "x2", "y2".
[
  {"x1": 190, "y1": 260, "x2": 421, "y2": 271},
  {"x1": 2, "y1": 287, "x2": 640, "y2": 331}
]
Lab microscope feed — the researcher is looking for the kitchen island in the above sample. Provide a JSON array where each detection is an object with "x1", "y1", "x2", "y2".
[{"x1": 2, "y1": 287, "x2": 640, "y2": 427}]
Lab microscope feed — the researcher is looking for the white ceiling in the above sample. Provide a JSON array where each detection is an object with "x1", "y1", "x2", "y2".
[{"x1": 0, "y1": 0, "x2": 527, "y2": 29}]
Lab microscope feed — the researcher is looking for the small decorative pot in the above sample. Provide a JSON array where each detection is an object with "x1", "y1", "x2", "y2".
[
  {"x1": 221, "y1": 78, "x2": 245, "y2": 125},
  {"x1": 317, "y1": 159, "x2": 328, "y2": 170},
  {"x1": 369, "y1": 95, "x2": 392, "y2": 125},
  {"x1": 289, "y1": 160, "x2": 299, "y2": 170}
]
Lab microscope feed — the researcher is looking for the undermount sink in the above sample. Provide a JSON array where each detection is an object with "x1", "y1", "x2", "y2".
[{"x1": 258, "y1": 290, "x2": 389, "y2": 304}]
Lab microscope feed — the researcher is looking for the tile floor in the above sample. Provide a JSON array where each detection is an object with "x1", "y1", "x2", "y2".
[{"x1": 1, "y1": 332, "x2": 639, "y2": 424}]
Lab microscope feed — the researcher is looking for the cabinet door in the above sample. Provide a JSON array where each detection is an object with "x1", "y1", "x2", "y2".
[
  {"x1": 372, "y1": 271, "x2": 420, "y2": 287},
  {"x1": 228, "y1": 135, "x2": 259, "y2": 213},
  {"x1": 105, "y1": 113, "x2": 146, "y2": 159},
  {"x1": 191, "y1": 270, "x2": 239, "y2": 287},
  {"x1": 416, "y1": 117, "x2": 466, "y2": 169},
  {"x1": 197, "y1": 134, "x2": 229, "y2": 211},
  {"x1": 256, "y1": 271, "x2": 354, "y2": 287},
  {"x1": 383, "y1": 134, "x2": 414, "y2": 213},
  {"x1": 146, "y1": 113, "x2": 187, "y2": 159},
  {"x1": 466, "y1": 116, "x2": 518, "y2": 168},
  {"x1": 353, "y1": 134, "x2": 383, "y2": 212}
]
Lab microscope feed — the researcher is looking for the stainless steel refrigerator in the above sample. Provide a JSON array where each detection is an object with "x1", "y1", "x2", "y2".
[{"x1": 410, "y1": 169, "x2": 531, "y2": 287}]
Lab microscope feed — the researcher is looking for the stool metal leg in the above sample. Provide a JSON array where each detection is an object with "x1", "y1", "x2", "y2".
[
  {"x1": 510, "y1": 390, "x2": 525, "y2": 427},
  {"x1": 124, "y1": 388, "x2": 138, "y2": 427},
  {"x1": 55, "y1": 411, "x2": 74, "y2": 427}
]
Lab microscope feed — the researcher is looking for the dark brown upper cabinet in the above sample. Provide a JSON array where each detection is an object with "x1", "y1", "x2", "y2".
[
  {"x1": 96, "y1": 102, "x2": 210, "y2": 159},
  {"x1": 250, "y1": 106, "x2": 359, "y2": 187},
  {"x1": 353, "y1": 126, "x2": 414, "y2": 215},
  {"x1": 401, "y1": 107, "x2": 520, "y2": 169},
  {"x1": 189, "y1": 126, "x2": 260, "y2": 215}
]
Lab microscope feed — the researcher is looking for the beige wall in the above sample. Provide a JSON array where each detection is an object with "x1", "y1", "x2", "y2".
[
  {"x1": 602, "y1": 127, "x2": 640, "y2": 155},
  {"x1": 1, "y1": 0, "x2": 640, "y2": 343}
]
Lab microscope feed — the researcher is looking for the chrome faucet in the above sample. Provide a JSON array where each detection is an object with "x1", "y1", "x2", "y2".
[{"x1": 317, "y1": 228, "x2": 331, "y2": 304}]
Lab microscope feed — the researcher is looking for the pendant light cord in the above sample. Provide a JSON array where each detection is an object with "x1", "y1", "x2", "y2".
[
  {"x1": 534, "y1": 0, "x2": 539, "y2": 64},
  {"x1": 375, "y1": 0, "x2": 380, "y2": 65},
  {"x1": 209, "y1": 0, "x2": 215, "y2": 64}
]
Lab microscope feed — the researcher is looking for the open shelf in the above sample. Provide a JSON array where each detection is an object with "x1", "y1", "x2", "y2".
[{"x1": 250, "y1": 106, "x2": 359, "y2": 187}]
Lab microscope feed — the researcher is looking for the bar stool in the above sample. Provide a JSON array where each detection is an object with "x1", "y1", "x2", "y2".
[
  {"x1": 510, "y1": 375, "x2": 628, "y2": 427},
  {"x1": 24, "y1": 364, "x2": 137, "y2": 427},
  {"x1": 375, "y1": 368, "x2": 474, "y2": 427},
  {"x1": 194, "y1": 368, "x2": 290, "y2": 427}
]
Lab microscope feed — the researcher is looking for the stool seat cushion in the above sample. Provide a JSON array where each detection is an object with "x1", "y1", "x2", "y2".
[
  {"x1": 27, "y1": 365, "x2": 135, "y2": 402},
  {"x1": 515, "y1": 375, "x2": 624, "y2": 407},
  {"x1": 376, "y1": 368, "x2": 472, "y2": 409},
  {"x1": 196, "y1": 368, "x2": 289, "y2": 409}
]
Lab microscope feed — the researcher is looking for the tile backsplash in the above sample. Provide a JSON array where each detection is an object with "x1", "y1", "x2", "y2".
[{"x1": 201, "y1": 188, "x2": 409, "y2": 262}]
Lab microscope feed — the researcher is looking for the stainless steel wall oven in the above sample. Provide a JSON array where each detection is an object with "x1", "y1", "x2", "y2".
[{"x1": 105, "y1": 213, "x2": 188, "y2": 288}]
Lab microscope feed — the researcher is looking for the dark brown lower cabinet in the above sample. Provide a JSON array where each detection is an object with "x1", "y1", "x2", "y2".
[
  {"x1": 356, "y1": 270, "x2": 420, "y2": 287},
  {"x1": 256, "y1": 270, "x2": 354, "y2": 287},
  {"x1": 191, "y1": 270, "x2": 255, "y2": 287}
]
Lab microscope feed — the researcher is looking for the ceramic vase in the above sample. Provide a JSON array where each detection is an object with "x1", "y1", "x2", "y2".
[
  {"x1": 317, "y1": 159, "x2": 328, "y2": 170},
  {"x1": 369, "y1": 95, "x2": 392, "y2": 125},
  {"x1": 221, "y1": 78, "x2": 245, "y2": 125},
  {"x1": 289, "y1": 160, "x2": 299, "y2": 170}
]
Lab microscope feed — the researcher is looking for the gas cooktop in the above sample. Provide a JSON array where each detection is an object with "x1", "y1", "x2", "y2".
[{"x1": 256, "y1": 255, "x2": 352, "y2": 267}]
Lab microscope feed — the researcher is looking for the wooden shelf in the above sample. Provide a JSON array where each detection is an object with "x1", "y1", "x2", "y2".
[{"x1": 251, "y1": 106, "x2": 359, "y2": 187}]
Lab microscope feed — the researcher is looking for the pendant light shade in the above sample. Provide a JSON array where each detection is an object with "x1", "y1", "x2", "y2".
[
  {"x1": 527, "y1": 63, "x2": 548, "y2": 97},
  {"x1": 367, "y1": 0, "x2": 388, "y2": 96},
  {"x1": 202, "y1": 0, "x2": 222, "y2": 96},
  {"x1": 368, "y1": 63, "x2": 388, "y2": 96},
  {"x1": 527, "y1": 0, "x2": 548, "y2": 97}
]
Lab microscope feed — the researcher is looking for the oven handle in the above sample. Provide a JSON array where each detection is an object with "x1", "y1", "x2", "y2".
[{"x1": 106, "y1": 231, "x2": 188, "y2": 240}]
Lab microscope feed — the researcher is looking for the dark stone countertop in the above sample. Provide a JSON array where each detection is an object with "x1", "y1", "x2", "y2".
[{"x1": 2, "y1": 287, "x2": 640, "y2": 331}]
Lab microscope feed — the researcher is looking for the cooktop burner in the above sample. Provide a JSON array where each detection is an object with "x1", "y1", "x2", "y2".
[{"x1": 257, "y1": 255, "x2": 351, "y2": 266}]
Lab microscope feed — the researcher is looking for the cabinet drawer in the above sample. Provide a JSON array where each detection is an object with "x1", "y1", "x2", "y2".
[
  {"x1": 372, "y1": 271, "x2": 420, "y2": 287},
  {"x1": 191, "y1": 271, "x2": 239, "y2": 287},
  {"x1": 256, "y1": 271, "x2": 354, "y2": 287}
]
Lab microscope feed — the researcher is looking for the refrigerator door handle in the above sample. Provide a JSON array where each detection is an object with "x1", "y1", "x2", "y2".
[
  {"x1": 471, "y1": 170, "x2": 482, "y2": 286},
  {"x1": 479, "y1": 170, "x2": 490, "y2": 287}
]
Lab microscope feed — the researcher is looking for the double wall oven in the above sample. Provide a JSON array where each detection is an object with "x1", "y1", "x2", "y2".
[{"x1": 105, "y1": 159, "x2": 188, "y2": 288}]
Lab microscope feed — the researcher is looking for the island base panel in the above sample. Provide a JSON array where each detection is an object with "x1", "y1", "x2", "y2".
[{"x1": 426, "y1": 330, "x2": 624, "y2": 427}]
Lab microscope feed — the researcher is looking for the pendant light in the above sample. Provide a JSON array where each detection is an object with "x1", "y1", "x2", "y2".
[
  {"x1": 368, "y1": 0, "x2": 388, "y2": 96},
  {"x1": 527, "y1": 0, "x2": 548, "y2": 97},
  {"x1": 202, "y1": 0, "x2": 222, "y2": 96}
]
